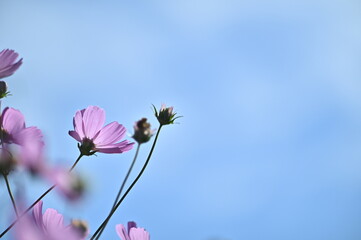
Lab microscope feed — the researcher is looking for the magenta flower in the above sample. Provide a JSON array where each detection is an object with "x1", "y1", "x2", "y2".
[
  {"x1": 0, "y1": 49, "x2": 23, "y2": 79},
  {"x1": 116, "y1": 222, "x2": 150, "y2": 240},
  {"x1": 69, "y1": 106, "x2": 134, "y2": 155},
  {"x1": 15, "y1": 201, "x2": 84, "y2": 240}
]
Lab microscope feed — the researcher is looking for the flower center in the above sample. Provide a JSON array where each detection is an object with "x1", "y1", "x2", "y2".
[{"x1": 79, "y1": 138, "x2": 96, "y2": 156}]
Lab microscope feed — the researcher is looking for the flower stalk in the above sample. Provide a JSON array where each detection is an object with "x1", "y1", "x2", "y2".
[
  {"x1": 3, "y1": 174, "x2": 19, "y2": 217},
  {"x1": 90, "y1": 125, "x2": 163, "y2": 240},
  {"x1": 0, "y1": 153, "x2": 84, "y2": 238},
  {"x1": 94, "y1": 144, "x2": 141, "y2": 240}
]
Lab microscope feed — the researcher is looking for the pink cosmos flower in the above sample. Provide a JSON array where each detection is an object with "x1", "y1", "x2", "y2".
[
  {"x1": 0, "y1": 107, "x2": 44, "y2": 171},
  {"x1": 69, "y1": 106, "x2": 134, "y2": 155},
  {"x1": 116, "y1": 222, "x2": 150, "y2": 240},
  {"x1": 0, "y1": 49, "x2": 23, "y2": 79},
  {"x1": 14, "y1": 201, "x2": 85, "y2": 240},
  {"x1": 0, "y1": 107, "x2": 43, "y2": 146}
]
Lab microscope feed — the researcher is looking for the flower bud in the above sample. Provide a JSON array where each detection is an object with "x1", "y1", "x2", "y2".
[
  {"x1": 153, "y1": 104, "x2": 181, "y2": 125},
  {"x1": 0, "y1": 81, "x2": 9, "y2": 98},
  {"x1": 132, "y1": 118, "x2": 153, "y2": 144},
  {"x1": 71, "y1": 219, "x2": 89, "y2": 239},
  {"x1": 0, "y1": 148, "x2": 17, "y2": 175}
]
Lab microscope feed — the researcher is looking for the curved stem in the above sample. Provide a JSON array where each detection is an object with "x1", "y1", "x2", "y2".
[
  {"x1": 0, "y1": 153, "x2": 84, "y2": 238},
  {"x1": 94, "y1": 144, "x2": 141, "y2": 240},
  {"x1": 3, "y1": 174, "x2": 19, "y2": 217},
  {"x1": 90, "y1": 125, "x2": 163, "y2": 240}
]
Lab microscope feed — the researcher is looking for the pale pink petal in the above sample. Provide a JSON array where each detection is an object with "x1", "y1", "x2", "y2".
[
  {"x1": 16, "y1": 127, "x2": 45, "y2": 172},
  {"x1": 160, "y1": 104, "x2": 166, "y2": 111},
  {"x1": 0, "y1": 49, "x2": 18, "y2": 68},
  {"x1": 168, "y1": 107, "x2": 174, "y2": 114},
  {"x1": 19, "y1": 140, "x2": 45, "y2": 173},
  {"x1": 13, "y1": 127, "x2": 43, "y2": 146},
  {"x1": 0, "y1": 60, "x2": 22, "y2": 78},
  {"x1": 127, "y1": 222, "x2": 137, "y2": 232},
  {"x1": 73, "y1": 110, "x2": 85, "y2": 139},
  {"x1": 1, "y1": 107, "x2": 25, "y2": 135},
  {"x1": 95, "y1": 140, "x2": 134, "y2": 153},
  {"x1": 0, "y1": 49, "x2": 22, "y2": 79},
  {"x1": 42, "y1": 208, "x2": 64, "y2": 234},
  {"x1": 93, "y1": 122, "x2": 126, "y2": 145},
  {"x1": 32, "y1": 201, "x2": 45, "y2": 232},
  {"x1": 68, "y1": 130, "x2": 81, "y2": 142},
  {"x1": 82, "y1": 106, "x2": 105, "y2": 139},
  {"x1": 14, "y1": 214, "x2": 45, "y2": 240},
  {"x1": 116, "y1": 224, "x2": 131, "y2": 240},
  {"x1": 129, "y1": 227, "x2": 150, "y2": 240}
]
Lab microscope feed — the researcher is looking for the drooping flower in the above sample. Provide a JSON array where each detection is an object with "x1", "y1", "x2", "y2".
[
  {"x1": 14, "y1": 201, "x2": 84, "y2": 240},
  {"x1": 153, "y1": 104, "x2": 181, "y2": 126},
  {"x1": 44, "y1": 167, "x2": 86, "y2": 201},
  {"x1": 0, "y1": 49, "x2": 23, "y2": 79},
  {"x1": 69, "y1": 106, "x2": 134, "y2": 155},
  {"x1": 132, "y1": 118, "x2": 154, "y2": 144},
  {"x1": 116, "y1": 222, "x2": 150, "y2": 240}
]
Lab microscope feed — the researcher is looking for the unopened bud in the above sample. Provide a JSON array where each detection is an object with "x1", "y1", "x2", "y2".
[
  {"x1": 0, "y1": 81, "x2": 9, "y2": 99},
  {"x1": 0, "y1": 148, "x2": 16, "y2": 175},
  {"x1": 132, "y1": 118, "x2": 153, "y2": 144},
  {"x1": 71, "y1": 219, "x2": 89, "y2": 238},
  {"x1": 153, "y1": 104, "x2": 181, "y2": 126}
]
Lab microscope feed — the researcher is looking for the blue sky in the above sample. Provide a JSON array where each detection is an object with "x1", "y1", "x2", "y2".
[{"x1": 1, "y1": 0, "x2": 361, "y2": 239}]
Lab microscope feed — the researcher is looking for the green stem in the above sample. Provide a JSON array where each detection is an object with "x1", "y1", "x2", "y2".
[
  {"x1": 94, "y1": 144, "x2": 141, "y2": 240},
  {"x1": 90, "y1": 125, "x2": 163, "y2": 240},
  {"x1": 0, "y1": 153, "x2": 84, "y2": 238},
  {"x1": 3, "y1": 174, "x2": 19, "y2": 217}
]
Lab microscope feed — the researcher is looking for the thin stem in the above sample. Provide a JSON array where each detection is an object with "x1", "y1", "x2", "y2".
[
  {"x1": 94, "y1": 144, "x2": 141, "y2": 240},
  {"x1": 3, "y1": 174, "x2": 19, "y2": 217},
  {"x1": 90, "y1": 125, "x2": 163, "y2": 240},
  {"x1": 0, "y1": 153, "x2": 84, "y2": 238},
  {"x1": 69, "y1": 154, "x2": 83, "y2": 171}
]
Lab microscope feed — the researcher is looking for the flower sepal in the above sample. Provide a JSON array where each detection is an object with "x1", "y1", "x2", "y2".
[
  {"x1": 77, "y1": 142, "x2": 97, "y2": 156},
  {"x1": 0, "y1": 81, "x2": 10, "y2": 99}
]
